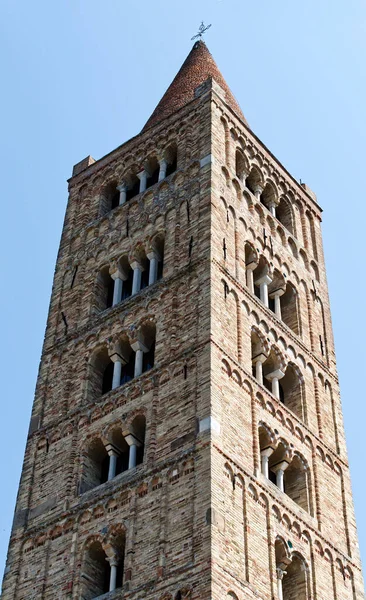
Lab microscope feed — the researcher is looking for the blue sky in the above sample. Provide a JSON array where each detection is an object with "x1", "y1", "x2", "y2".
[{"x1": 1, "y1": 0, "x2": 366, "y2": 582}]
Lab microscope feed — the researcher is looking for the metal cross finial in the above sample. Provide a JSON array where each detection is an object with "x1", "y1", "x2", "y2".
[{"x1": 191, "y1": 22, "x2": 212, "y2": 41}]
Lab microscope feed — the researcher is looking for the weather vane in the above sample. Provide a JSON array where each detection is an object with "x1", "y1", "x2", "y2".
[{"x1": 191, "y1": 22, "x2": 212, "y2": 41}]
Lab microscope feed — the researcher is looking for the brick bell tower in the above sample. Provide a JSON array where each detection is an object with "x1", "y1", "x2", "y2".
[{"x1": 2, "y1": 41, "x2": 364, "y2": 600}]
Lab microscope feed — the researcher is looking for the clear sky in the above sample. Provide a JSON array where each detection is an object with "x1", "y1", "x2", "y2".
[{"x1": 1, "y1": 0, "x2": 366, "y2": 584}]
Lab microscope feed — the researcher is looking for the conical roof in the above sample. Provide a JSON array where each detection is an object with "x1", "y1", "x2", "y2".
[{"x1": 142, "y1": 41, "x2": 247, "y2": 131}]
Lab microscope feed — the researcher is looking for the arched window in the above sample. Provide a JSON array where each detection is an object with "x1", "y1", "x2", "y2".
[
  {"x1": 246, "y1": 166, "x2": 263, "y2": 197},
  {"x1": 280, "y1": 364, "x2": 304, "y2": 421},
  {"x1": 146, "y1": 157, "x2": 160, "y2": 189},
  {"x1": 260, "y1": 182, "x2": 277, "y2": 216},
  {"x1": 81, "y1": 533, "x2": 126, "y2": 599},
  {"x1": 82, "y1": 541, "x2": 110, "y2": 599},
  {"x1": 89, "y1": 347, "x2": 114, "y2": 399},
  {"x1": 277, "y1": 197, "x2": 295, "y2": 235},
  {"x1": 148, "y1": 234, "x2": 165, "y2": 284},
  {"x1": 125, "y1": 174, "x2": 140, "y2": 202},
  {"x1": 284, "y1": 456, "x2": 311, "y2": 513},
  {"x1": 81, "y1": 439, "x2": 109, "y2": 493},
  {"x1": 165, "y1": 143, "x2": 178, "y2": 177},
  {"x1": 244, "y1": 242, "x2": 257, "y2": 292},
  {"x1": 275, "y1": 540, "x2": 310, "y2": 600},
  {"x1": 253, "y1": 257, "x2": 272, "y2": 307},
  {"x1": 235, "y1": 149, "x2": 247, "y2": 181},
  {"x1": 264, "y1": 445, "x2": 312, "y2": 514},
  {"x1": 129, "y1": 415, "x2": 146, "y2": 467},
  {"x1": 133, "y1": 322, "x2": 156, "y2": 377},
  {"x1": 281, "y1": 282, "x2": 300, "y2": 335},
  {"x1": 100, "y1": 182, "x2": 120, "y2": 216},
  {"x1": 95, "y1": 266, "x2": 114, "y2": 312}
]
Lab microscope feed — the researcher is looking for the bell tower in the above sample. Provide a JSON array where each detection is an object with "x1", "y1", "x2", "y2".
[{"x1": 2, "y1": 41, "x2": 364, "y2": 600}]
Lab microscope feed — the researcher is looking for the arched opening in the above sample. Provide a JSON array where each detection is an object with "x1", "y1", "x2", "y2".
[
  {"x1": 244, "y1": 242, "x2": 257, "y2": 291},
  {"x1": 277, "y1": 197, "x2": 295, "y2": 235},
  {"x1": 81, "y1": 439, "x2": 109, "y2": 493},
  {"x1": 281, "y1": 364, "x2": 304, "y2": 421},
  {"x1": 251, "y1": 329, "x2": 267, "y2": 382},
  {"x1": 253, "y1": 256, "x2": 271, "y2": 305},
  {"x1": 95, "y1": 266, "x2": 114, "y2": 312},
  {"x1": 102, "y1": 361, "x2": 114, "y2": 394},
  {"x1": 139, "y1": 322, "x2": 156, "y2": 374},
  {"x1": 130, "y1": 415, "x2": 146, "y2": 466},
  {"x1": 100, "y1": 182, "x2": 120, "y2": 216},
  {"x1": 118, "y1": 256, "x2": 134, "y2": 301},
  {"x1": 165, "y1": 143, "x2": 178, "y2": 177},
  {"x1": 110, "y1": 531, "x2": 126, "y2": 590},
  {"x1": 235, "y1": 149, "x2": 247, "y2": 181},
  {"x1": 81, "y1": 541, "x2": 110, "y2": 599},
  {"x1": 150, "y1": 234, "x2": 165, "y2": 282},
  {"x1": 108, "y1": 428, "x2": 130, "y2": 477},
  {"x1": 281, "y1": 283, "x2": 300, "y2": 335},
  {"x1": 260, "y1": 182, "x2": 277, "y2": 215},
  {"x1": 246, "y1": 166, "x2": 262, "y2": 196},
  {"x1": 146, "y1": 157, "x2": 160, "y2": 189},
  {"x1": 275, "y1": 540, "x2": 310, "y2": 600},
  {"x1": 89, "y1": 347, "x2": 113, "y2": 399},
  {"x1": 125, "y1": 174, "x2": 140, "y2": 202},
  {"x1": 119, "y1": 336, "x2": 135, "y2": 385},
  {"x1": 284, "y1": 456, "x2": 311, "y2": 513}
]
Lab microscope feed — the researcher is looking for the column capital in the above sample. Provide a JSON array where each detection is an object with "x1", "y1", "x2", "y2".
[
  {"x1": 131, "y1": 339, "x2": 149, "y2": 353},
  {"x1": 265, "y1": 369, "x2": 285, "y2": 381},
  {"x1": 255, "y1": 274, "x2": 272, "y2": 286},
  {"x1": 109, "y1": 351, "x2": 125, "y2": 364},
  {"x1": 130, "y1": 260, "x2": 144, "y2": 272},
  {"x1": 246, "y1": 260, "x2": 257, "y2": 272},
  {"x1": 107, "y1": 556, "x2": 119, "y2": 568},
  {"x1": 253, "y1": 184, "x2": 264, "y2": 195},
  {"x1": 159, "y1": 158, "x2": 168, "y2": 168},
  {"x1": 124, "y1": 433, "x2": 142, "y2": 447},
  {"x1": 269, "y1": 287, "x2": 285, "y2": 298},
  {"x1": 105, "y1": 443, "x2": 120, "y2": 457},
  {"x1": 109, "y1": 267, "x2": 125, "y2": 281},
  {"x1": 137, "y1": 169, "x2": 147, "y2": 180},
  {"x1": 117, "y1": 181, "x2": 127, "y2": 192},
  {"x1": 147, "y1": 250, "x2": 161, "y2": 262},
  {"x1": 271, "y1": 460, "x2": 290, "y2": 473},
  {"x1": 260, "y1": 446, "x2": 275, "y2": 458},
  {"x1": 252, "y1": 352, "x2": 267, "y2": 365}
]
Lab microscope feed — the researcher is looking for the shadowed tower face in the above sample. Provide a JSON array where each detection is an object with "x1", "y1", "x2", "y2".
[{"x1": 2, "y1": 41, "x2": 364, "y2": 600}]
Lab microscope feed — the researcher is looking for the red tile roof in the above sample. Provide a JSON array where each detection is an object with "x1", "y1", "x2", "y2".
[{"x1": 142, "y1": 41, "x2": 247, "y2": 131}]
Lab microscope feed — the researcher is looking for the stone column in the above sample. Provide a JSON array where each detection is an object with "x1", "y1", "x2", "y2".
[
  {"x1": 269, "y1": 288, "x2": 285, "y2": 319},
  {"x1": 277, "y1": 568, "x2": 285, "y2": 600},
  {"x1": 137, "y1": 169, "x2": 148, "y2": 193},
  {"x1": 260, "y1": 446, "x2": 274, "y2": 478},
  {"x1": 131, "y1": 340, "x2": 148, "y2": 378},
  {"x1": 253, "y1": 184, "x2": 264, "y2": 200},
  {"x1": 246, "y1": 261, "x2": 256, "y2": 293},
  {"x1": 268, "y1": 200, "x2": 277, "y2": 218},
  {"x1": 265, "y1": 369, "x2": 285, "y2": 400},
  {"x1": 110, "y1": 352, "x2": 124, "y2": 390},
  {"x1": 125, "y1": 433, "x2": 142, "y2": 469},
  {"x1": 158, "y1": 158, "x2": 168, "y2": 181},
  {"x1": 110, "y1": 269, "x2": 125, "y2": 307},
  {"x1": 131, "y1": 261, "x2": 143, "y2": 295},
  {"x1": 108, "y1": 557, "x2": 119, "y2": 592},
  {"x1": 255, "y1": 274, "x2": 272, "y2": 307},
  {"x1": 272, "y1": 460, "x2": 289, "y2": 492},
  {"x1": 105, "y1": 444, "x2": 120, "y2": 481},
  {"x1": 117, "y1": 182, "x2": 127, "y2": 205},
  {"x1": 147, "y1": 251, "x2": 159, "y2": 285},
  {"x1": 252, "y1": 353, "x2": 266, "y2": 385}
]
